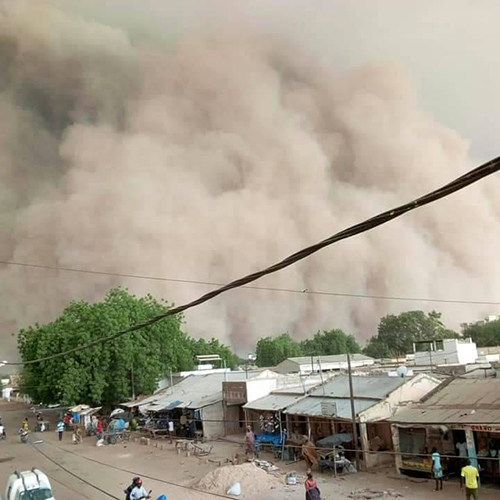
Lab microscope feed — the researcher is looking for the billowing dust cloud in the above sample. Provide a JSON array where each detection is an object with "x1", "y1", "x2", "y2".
[{"x1": 1, "y1": 1, "x2": 499, "y2": 361}]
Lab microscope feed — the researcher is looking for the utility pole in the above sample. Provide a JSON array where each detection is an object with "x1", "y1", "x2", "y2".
[
  {"x1": 347, "y1": 353, "x2": 360, "y2": 470},
  {"x1": 131, "y1": 362, "x2": 135, "y2": 400}
]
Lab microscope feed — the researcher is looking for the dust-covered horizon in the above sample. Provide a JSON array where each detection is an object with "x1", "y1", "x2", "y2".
[{"x1": 1, "y1": 0, "x2": 499, "y2": 361}]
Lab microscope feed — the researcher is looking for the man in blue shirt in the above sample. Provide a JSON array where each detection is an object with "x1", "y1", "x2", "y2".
[
  {"x1": 56, "y1": 420, "x2": 65, "y2": 442},
  {"x1": 129, "y1": 478, "x2": 149, "y2": 500},
  {"x1": 431, "y1": 447, "x2": 443, "y2": 491}
]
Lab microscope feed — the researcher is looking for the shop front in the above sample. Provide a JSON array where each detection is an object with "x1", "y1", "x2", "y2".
[{"x1": 451, "y1": 424, "x2": 500, "y2": 482}]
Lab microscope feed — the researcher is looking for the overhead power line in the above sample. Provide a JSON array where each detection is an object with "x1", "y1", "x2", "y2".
[
  {"x1": 43, "y1": 441, "x2": 233, "y2": 500},
  {"x1": 4, "y1": 154, "x2": 500, "y2": 367},
  {"x1": 1, "y1": 259, "x2": 499, "y2": 305},
  {"x1": 31, "y1": 443, "x2": 120, "y2": 500}
]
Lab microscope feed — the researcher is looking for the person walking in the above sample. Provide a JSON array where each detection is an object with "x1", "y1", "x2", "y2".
[
  {"x1": 302, "y1": 437, "x2": 319, "y2": 472},
  {"x1": 244, "y1": 426, "x2": 255, "y2": 460},
  {"x1": 96, "y1": 418, "x2": 104, "y2": 438},
  {"x1": 431, "y1": 447, "x2": 443, "y2": 491},
  {"x1": 168, "y1": 419, "x2": 174, "y2": 444},
  {"x1": 56, "y1": 419, "x2": 65, "y2": 441},
  {"x1": 461, "y1": 459, "x2": 480, "y2": 500},
  {"x1": 305, "y1": 472, "x2": 321, "y2": 500}
]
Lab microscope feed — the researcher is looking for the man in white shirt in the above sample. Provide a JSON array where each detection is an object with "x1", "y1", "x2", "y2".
[
  {"x1": 168, "y1": 419, "x2": 174, "y2": 444},
  {"x1": 456, "y1": 442, "x2": 468, "y2": 458}
]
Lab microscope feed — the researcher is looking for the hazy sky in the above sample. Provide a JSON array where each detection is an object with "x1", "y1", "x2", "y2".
[
  {"x1": 1, "y1": 0, "x2": 499, "y2": 363},
  {"x1": 49, "y1": 0, "x2": 500, "y2": 162}
]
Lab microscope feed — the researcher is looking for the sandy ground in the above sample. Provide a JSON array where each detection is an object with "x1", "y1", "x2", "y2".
[{"x1": 1, "y1": 400, "x2": 499, "y2": 500}]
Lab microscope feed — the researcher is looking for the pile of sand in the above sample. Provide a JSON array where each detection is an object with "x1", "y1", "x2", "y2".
[{"x1": 193, "y1": 463, "x2": 284, "y2": 496}]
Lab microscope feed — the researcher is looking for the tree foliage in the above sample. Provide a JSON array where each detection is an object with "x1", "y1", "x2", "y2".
[
  {"x1": 461, "y1": 319, "x2": 500, "y2": 347},
  {"x1": 255, "y1": 333, "x2": 302, "y2": 367},
  {"x1": 18, "y1": 288, "x2": 235, "y2": 406},
  {"x1": 255, "y1": 329, "x2": 361, "y2": 367},
  {"x1": 189, "y1": 337, "x2": 238, "y2": 369},
  {"x1": 301, "y1": 329, "x2": 361, "y2": 356},
  {"x1": 363, "y1": 310, "x2": 458, "y2": 358}
]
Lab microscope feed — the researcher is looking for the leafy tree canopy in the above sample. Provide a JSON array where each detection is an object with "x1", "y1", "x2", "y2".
[
  {"x1": 255, "y1": 333, "x2": 302, "y2": 367},
  {"x1": 363, "y1": 310, "x2": 458, "y2": 358},
  {"x1": 301, "y1": 329, "x2": 361, "y2": 356},
  {"x1": 255, "y1": 329, "x2": 361, "y2": 367},
  {"x1": 18, "y1": 288, "x2": 235, "y2": 406},
  {"x1": 461, "y1": 319, "x2": 500, "y2": 347}
]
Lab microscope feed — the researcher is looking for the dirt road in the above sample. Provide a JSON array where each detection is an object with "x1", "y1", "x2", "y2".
[{"x1": 1, "y1": 401, "x2": 499, "y2": 500}]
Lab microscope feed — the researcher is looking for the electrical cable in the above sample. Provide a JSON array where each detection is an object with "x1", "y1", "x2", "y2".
[
  {"x1": 42, "y1": 440, "x2": 234, "y2": 499},
  {"x1": 30, "y1": 441, "x2": 121, "y2": 499},
  {"x1": 2, "y1": 259, "x2": 499, "y2": 305},
  {"x1": 4, "y1": 153, "x2": 500, "y2": 367},
  {"x1": 46, "y1": 473, "x2": 98, "y2": 500}
]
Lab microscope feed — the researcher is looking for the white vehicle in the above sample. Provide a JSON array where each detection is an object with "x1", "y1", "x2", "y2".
[{"x1": 1, "y1": 469, "x2": 54, "y2": 500}]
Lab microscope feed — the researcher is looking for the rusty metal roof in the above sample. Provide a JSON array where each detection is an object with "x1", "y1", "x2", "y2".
[
  {"x1": 391, "y1": 378, "x2": 500, "y2": 424},
  {"x1": 309, "y1": 375, "x2": 406, "y2": 399},
  {"x1": 243, "y1": 393, "x2": 307, "y2": 412},
  {"x1": 283, "y1": 396, "x2": 375, "y2": 419}
]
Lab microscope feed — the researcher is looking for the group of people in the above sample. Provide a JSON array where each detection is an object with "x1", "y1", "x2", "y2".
[
  {"x1": 431, "y1": 448, "x2": 481, "y2": 499},
  {"x1": 55, "y1": 415, "x2": 103, "y2": 443}
]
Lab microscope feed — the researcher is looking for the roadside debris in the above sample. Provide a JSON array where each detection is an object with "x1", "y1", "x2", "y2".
[
  {"x1": 348, "y1": 488, "x2": 404, "y2": 499},
  {"x1": 194, "y1": 462, "x2": 282, "y2": 496}
]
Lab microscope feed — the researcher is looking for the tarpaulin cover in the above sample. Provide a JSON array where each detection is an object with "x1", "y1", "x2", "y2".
[
  {"x1": 317, "y1": 433, "x2": 353, "y2": 448},
  {"x1": 255, "y1": 433, "x2": 284, "y2": 445}
]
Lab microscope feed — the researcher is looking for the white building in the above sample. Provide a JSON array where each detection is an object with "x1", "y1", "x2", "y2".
[
  {"x1": 275, "y1": 354, "x2": 375, "y2": 374},
  {"x1": 414, "y1": 338, "x2": 477, "y2": 366}
]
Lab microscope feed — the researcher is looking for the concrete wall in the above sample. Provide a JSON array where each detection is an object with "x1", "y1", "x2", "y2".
[
  {"x1": 414, "y1": 339, "x2": 478, "y2": 366},
  {"x1": 298, "y1": 359, "x2": 375, "y2": 374},
  {"x1": 359, "y1": 374, "x2": 440, "y2": 469},
  {"x1": 276, "y1": 359, "x2": 374, "y2": 374},
  {"x1": 359, "y1": 374, "x2": 441, "y2": 423},
  {"x1": 246, "y1": 379, "x2": 278, "y2": 403},
  {"x1": 201, "y1": 402, "x2": 224, "y2": 440}
]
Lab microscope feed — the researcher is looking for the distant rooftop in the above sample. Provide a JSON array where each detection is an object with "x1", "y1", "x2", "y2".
[
  {"x1": 285, "y1": 354, "x2": 373, "y2": 365},
  {"x1": 309, "y1": 375, "x2": 407, "y2": 399}
]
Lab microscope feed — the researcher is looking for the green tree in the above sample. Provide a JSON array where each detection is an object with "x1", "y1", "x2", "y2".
[
  {"x1": 18, "y1": 288, "x2": 195, "y2": 406},
  {"x1": 301, "y1": 329, "x2": 361, "y2": 356},
  {"x1": 363, "y1": 310, "x2": 458, "y2": 358},
  {"x1": 461, "y1": 319, "x2": 500, "y2": 347},
  {"x1": 255, "y1": 333, "x2": 303, "y2": 367},
  {"x1": 189, "y1": 337, "x2": 237, "y2": 369}
]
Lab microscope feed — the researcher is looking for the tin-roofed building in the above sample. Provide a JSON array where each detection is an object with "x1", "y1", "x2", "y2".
[
  {"x1": 389, "y1": 378, "x2": 500, "y2": 479},
  {"x1": 244, "y1": 373, "x2": 441, "y2": 468},
  {"x1": 275, "y1": 354, "x2": 375, "y2": 374}
]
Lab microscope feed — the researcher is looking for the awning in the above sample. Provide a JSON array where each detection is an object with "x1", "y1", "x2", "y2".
[{"x1": 243, "y1": 393, "x2": 306, "y2": 412}]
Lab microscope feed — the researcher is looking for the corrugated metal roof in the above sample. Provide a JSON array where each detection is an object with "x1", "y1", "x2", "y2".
[
  {"x1": 286, "y1": 354, "x2": 373, "y2": 365},
  {"x1": 309, "y1": 376, "x2": 406, "y2": 399},
  {"x1": 392, "y1": 378, "x2": 500, "y2": 424},
  {"x1": 283, "y1": 396, "x2": 375, "y2": 418},
  {"x1": 134, "y1": 371, "x2": 264, "y2": 411},
  {"x1": 243, "y1": 393, "x2": 307, "y2": 411}
]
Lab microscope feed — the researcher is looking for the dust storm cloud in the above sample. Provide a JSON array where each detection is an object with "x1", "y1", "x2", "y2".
[{"x1": 1, "y1": 0, "x2": 499, "y2": 361}]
